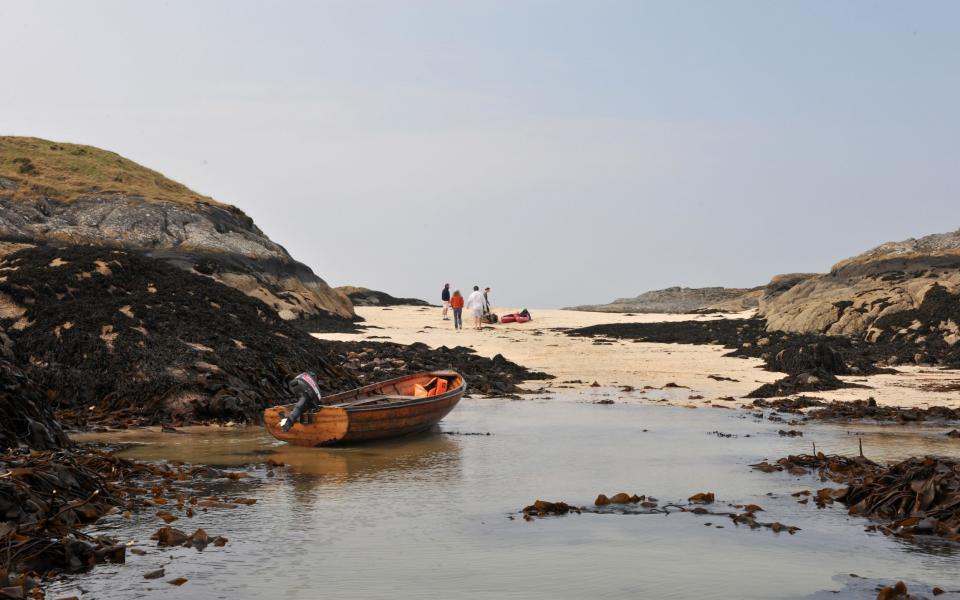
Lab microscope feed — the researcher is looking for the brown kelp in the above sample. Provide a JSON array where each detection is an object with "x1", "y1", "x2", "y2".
[{"x1": 752, "y1": 454, "x2": 960, "y2": 541}]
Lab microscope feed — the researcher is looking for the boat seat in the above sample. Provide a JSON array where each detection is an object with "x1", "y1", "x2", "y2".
[{"x1": 327, "y1": 394, "x2": 410, "y2": 408}]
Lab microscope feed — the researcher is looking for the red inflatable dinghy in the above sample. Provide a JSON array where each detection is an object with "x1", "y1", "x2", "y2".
[{"x1": 500, "y1": 312, "x2": 531, "y2": 324}]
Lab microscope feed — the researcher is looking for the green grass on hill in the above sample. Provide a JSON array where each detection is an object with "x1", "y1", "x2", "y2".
[{"x1": 0, "y1": 136, "x2": 220, "y2": 206}]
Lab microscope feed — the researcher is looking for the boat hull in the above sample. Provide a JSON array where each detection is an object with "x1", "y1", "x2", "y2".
[{"x1": 263, "y1": 371, "x2": 465, "y2": 447}]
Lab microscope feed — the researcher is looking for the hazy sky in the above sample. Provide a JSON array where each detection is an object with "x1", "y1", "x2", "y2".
[{"x1": 3, "y1": 1, "x2": 958, "y2": 308}]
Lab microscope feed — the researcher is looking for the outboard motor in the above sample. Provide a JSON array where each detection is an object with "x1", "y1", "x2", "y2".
[{"x1": 279, "y1": 371, "x2": 323, "y2": 432}]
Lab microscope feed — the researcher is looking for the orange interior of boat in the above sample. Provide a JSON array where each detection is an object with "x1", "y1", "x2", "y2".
[{"x1": 303, "y1": 371, "x2": 464, "y2": 416}]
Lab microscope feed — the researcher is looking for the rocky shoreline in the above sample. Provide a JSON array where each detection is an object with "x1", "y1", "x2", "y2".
[
  {"x1": 336, "y1": 286, "x2": 433, "y2": 307},
  {"x1": 0, "y1": 244, "x2": 551, "y2": 595},
  {"x1": 0, "y1": 443, "x2": 264, "y2": 597},
  {"x1": 0, "y1": 245, "x2": 549, "y2": 430},
  {"x1": 566, "y1": 285, "x2": 762, "y2": 314},
  {"x1": 565, "y1": 314, "x2": 960, "y2": 398}
]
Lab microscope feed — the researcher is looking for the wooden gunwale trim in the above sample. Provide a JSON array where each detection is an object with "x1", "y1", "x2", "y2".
[
  {"x1": 271, "y1": 371, "x2": 466, "y2": 412},
  {"x1": 347, "y1": 383, "x2": 466, "y2": 412}
]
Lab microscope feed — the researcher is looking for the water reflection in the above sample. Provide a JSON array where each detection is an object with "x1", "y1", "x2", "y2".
[
  {"x1": 60, "y1": 397, "x2": 960, "y2": 600},
  {"x1": 74, "y1": 426, "x2": 464, "y2": 481},
  {"x1": 268, "y1": 432, "x2": 462, "y2": 479}
]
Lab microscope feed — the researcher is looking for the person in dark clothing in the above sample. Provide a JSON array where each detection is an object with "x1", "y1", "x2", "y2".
[{"x1": 441, "y1": 283, "x2": 451, "y2": 320}]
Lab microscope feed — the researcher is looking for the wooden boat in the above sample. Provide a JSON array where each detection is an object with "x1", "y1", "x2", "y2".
[{"x1": 263, "y1": 370, "x2": 465, "y2": 447}]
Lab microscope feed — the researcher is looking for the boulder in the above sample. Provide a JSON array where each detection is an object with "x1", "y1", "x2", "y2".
[
  {"x1": 759, "y1": 229, "x2": 960, "y2": 339},
  {"x1": 0, "y1": 136, "x2": 354, "y2": 327}
]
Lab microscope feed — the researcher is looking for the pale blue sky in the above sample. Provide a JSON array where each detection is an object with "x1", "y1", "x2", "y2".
[{"x1": 3, "y1": 1, "x2": 958, "y2": 307}]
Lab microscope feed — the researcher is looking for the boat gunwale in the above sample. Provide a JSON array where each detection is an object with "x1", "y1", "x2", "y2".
[
  {"x1": 268, "y1": 370, "x2": 467, "y2": 416},
  {"x1": 347, "y1": 383, "x2": 465, "y2": 412}
]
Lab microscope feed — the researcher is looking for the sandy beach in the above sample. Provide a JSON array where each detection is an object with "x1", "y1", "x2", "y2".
[{"x1": 315, "y1": 306, "x2": 960, "y2": 409}]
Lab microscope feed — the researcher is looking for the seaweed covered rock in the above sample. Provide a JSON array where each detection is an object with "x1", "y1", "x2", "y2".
[
  {"x1": 566, "y1": 319, "x2": 882, "y2": 374},
  {"x1": 564, "y1": 308, "x2": 960, "y2": 398},
  {"x1": 0, "y1": 244, "x2": 356, "y2": 426},
  {"x1": 0, "y1": 245, "x2": 549, "y2": 427},
  {"x1": 867, "y1": 283, "x2": 960, "y2": 367},
  {"x1": 0, "y1": 357, "x2": 69, "y2": 450},
  {"x1": 805, "y1": 399, "x2": 960, "y2": 423},
  {"x1": 565, "y1": 319, "x2": 891, "y2": 397},
  {"x1": 571, "y1": 229, "x2": 960, "y2": 372},
  {"x1": 332, "y1": 344, "x2": 552, "y2": 395},
  {"x1": 766, "y1": 342, "x2": 849, "y2": 376},
  {"x1": 745, "y1": 369, "x2": 859, "y2": 398},
  {"x1": 0, "y1": 445, "x2": 256, "y2": 594}
]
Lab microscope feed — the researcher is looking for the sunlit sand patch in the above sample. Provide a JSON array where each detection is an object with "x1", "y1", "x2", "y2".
[
  {"x1": 0, "y1": 292, "x2": 26, "y2": 319},
  {"x1": 12, "y1": 316, "x2": 33, "y2": 330},
  {"x1": 100, "y1": 324, "x2": 118, "y2": 351},
  {"x1": 93, "y1": 260, "x2": 112, "y2": 276}
]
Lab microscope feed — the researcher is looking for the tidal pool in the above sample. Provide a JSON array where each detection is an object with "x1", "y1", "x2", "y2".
[{"x1": 57, "y1": 392, "x2": 960, "y2": 599}]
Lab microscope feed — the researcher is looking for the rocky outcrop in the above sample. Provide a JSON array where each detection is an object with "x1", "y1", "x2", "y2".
[
  {"x1": 0, "y1": 137, "x2": 354, "y2": 326},
  {"x1": 0, "y1": 245, "x2": 550, "y2": 427},
  {"x1": 567, "y1": 286, "x2": 762, "y2": 314},
  {"x1": 759, "y1": 229, "x2": 960, "y2": 340},
  {"x1": 336, "y1": 286, "x2": 432, "y2": 307}
]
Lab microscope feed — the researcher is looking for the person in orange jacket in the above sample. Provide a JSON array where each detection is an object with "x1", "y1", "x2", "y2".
[{"x1": 450, "y1": 289, "x2": 465, "y2": 331}]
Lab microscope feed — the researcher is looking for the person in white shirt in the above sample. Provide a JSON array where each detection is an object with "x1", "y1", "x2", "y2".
[{"x1": 465, "y1": 285, "x2": 485, "y2": 330}]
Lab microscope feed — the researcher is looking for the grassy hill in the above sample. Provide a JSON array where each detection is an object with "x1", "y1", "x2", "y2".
[{"x1": 0, "y1": 136, "x2": 219, "y2": 206}]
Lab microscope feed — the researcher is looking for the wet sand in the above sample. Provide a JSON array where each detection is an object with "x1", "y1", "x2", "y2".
[{"x1": 314, "y1": 306, "x2": 960, "y2": 409}]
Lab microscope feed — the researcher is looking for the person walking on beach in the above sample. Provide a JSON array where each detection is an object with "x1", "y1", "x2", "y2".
[
  {"x1": 441, "y1": 283, "x2": 451, "y2": 320},
  {"x1": 450, "y1": 289, "x2": 464, "y2": 331},
  {"x1": 483, "y1": 287, "x2": 492, "y2": 315},
  {"x1": 465, "y1": 285, "x2": 485, "y2": 330}
]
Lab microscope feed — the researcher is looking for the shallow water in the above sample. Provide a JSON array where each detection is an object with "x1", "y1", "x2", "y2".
[{"x1": 57, "y1": 392, "x2": 960, "y2": 599}]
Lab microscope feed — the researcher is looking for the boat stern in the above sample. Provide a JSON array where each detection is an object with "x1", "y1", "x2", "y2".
[{"x1": 264, "y1": 405, "x2": 350, "y2": 447}]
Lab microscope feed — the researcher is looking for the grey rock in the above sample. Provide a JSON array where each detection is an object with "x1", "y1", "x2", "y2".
[
  {"x1": 567, "y1": 286, "x2": 763, "y2": 314},
  {"x1": 759, "y1": 228, "x2": 960, "y2": 336},
  {"x1": 0, "y1": 193, "x2": 354, "y2": 322}
]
